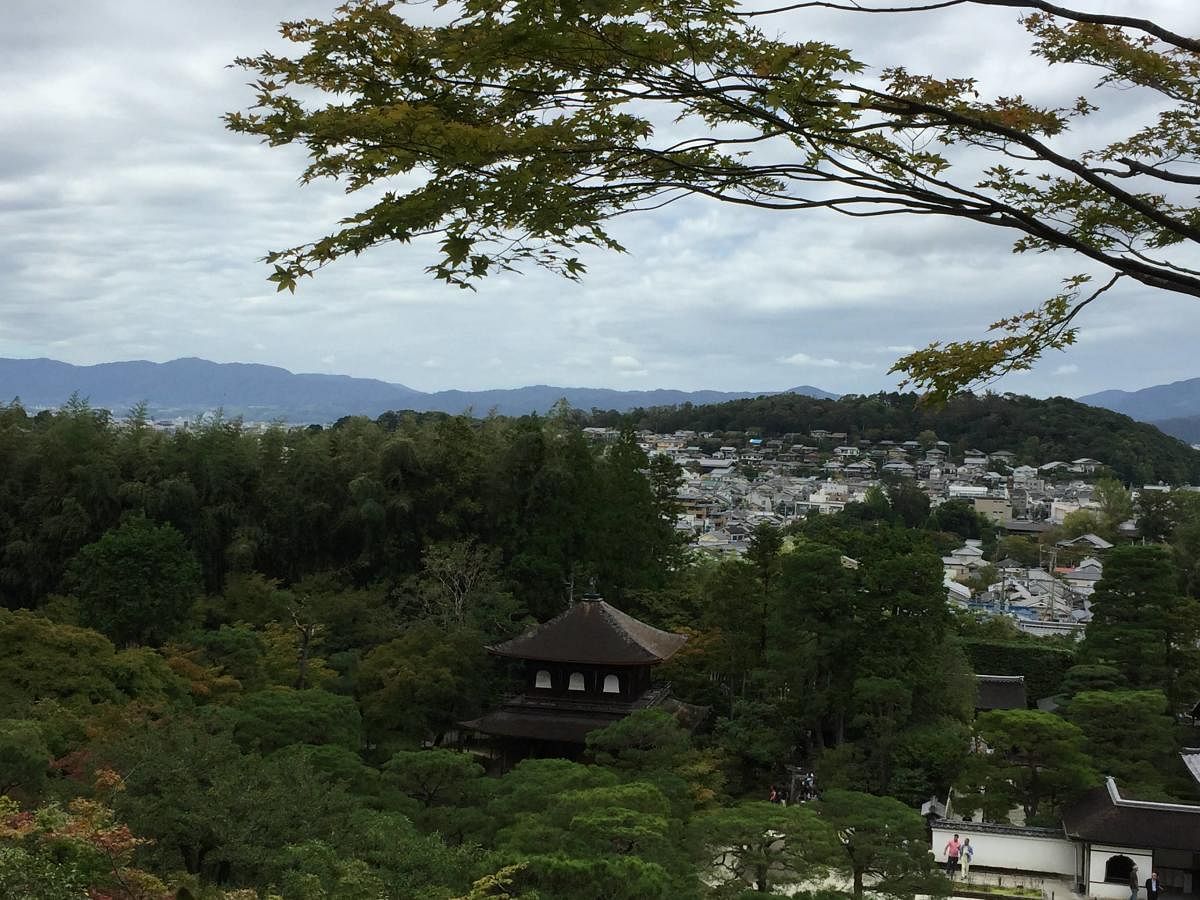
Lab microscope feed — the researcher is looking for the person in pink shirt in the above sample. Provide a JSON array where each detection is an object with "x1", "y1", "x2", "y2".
[{"x1": 944, "y1": 834, "x2": 961, "y2": 875}]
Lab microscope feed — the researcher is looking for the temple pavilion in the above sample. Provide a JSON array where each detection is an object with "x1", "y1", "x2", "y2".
[{"x1": 460, "y1": 595, "x2": 701, "y2": 767}]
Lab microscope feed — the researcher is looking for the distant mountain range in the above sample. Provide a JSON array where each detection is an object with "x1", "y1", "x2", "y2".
[
  {"x1": 0, "y1": 357, "x2": 838, "y2": 422},
  {"x1": 1078, "y1": 377, "x2": 1200, "y2": 443}
]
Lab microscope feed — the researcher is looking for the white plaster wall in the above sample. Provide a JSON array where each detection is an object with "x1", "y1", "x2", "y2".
[
  {"x1": 930, "y1": 824, "x2": 1077, "y2": 876},
  {"x1": 1086, "y1": 845, "x2": 1153, "y2": 900}
]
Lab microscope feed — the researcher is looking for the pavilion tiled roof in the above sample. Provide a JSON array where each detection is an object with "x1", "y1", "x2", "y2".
[{"x1": 488, "y1": 598, "x2": 687, "y2": 666}]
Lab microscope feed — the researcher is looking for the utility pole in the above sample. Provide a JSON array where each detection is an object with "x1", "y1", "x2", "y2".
[{"x1": 1046, "y1": 545, "x2": 1058, "y2": 621}]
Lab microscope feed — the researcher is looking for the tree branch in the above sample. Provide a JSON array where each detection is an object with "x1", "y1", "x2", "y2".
[{"x1": 739, "y1": 0, "x2": 1200, "y2": 52}]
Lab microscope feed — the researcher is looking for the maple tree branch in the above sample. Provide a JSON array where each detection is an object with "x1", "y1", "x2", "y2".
[
  {"x1": 1054, "y1": 271, "x2": 1123, "y2": 338},
  {"x1": 739, "y1": 0, "x2": 1200, "y2": 52},
  {"x1": 1102, "y1": 157, "x2": 1200, "y2": 186}
]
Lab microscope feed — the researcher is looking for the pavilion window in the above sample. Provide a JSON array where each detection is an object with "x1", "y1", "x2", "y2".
[
  {"x1": 602, "y1": 674, "x2": 620, "y2": 694},
  {"x1": 568, "y1": 672, "x2": 586, "y2": 692},
  {"x1": 534, "y1": 669, "x2": 552, "y2": 690}
]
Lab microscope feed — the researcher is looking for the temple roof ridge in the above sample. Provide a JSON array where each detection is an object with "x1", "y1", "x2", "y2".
[{"x1": 488, "y1": 597, "x2": 687, "y2": 666}]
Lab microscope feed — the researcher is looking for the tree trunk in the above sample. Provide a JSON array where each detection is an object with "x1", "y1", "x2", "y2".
[
  {"x1": 296, "y1": 623, "x2": 311, "y2": 689},
  {"x1": 180, "y1": 844, "x2": 199, "y2": 875},
  {"x1": 854, "y1": 868, "x2": 864, "y2": 898}
]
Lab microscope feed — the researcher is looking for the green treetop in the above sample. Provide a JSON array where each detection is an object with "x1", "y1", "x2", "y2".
[
  {"x1": 1079, "y1": 545, "x2": 1200, "y2": 711},
  {"x1": 66, "y1": 516, "x2": 202, "y2": 647},
  {"x1": 957, "y1": 708, "x2": 1097, "y2": 824}
]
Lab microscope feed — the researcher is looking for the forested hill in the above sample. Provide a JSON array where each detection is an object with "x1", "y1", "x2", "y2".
[
  {"x1": 587, "y1": 392, "x2": 1200, "y2": 484},
  {"x1": 0, "y1": 356, "x2": 836, "y2": 420}
]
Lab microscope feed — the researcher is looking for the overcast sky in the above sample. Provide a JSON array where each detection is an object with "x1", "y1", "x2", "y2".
[{"x1": 1, "y1": 0, "x2": 1197, "y2": 396}]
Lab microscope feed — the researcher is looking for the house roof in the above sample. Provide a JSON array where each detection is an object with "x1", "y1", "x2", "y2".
[
  {"x1": 1058, "y1": 533, "x2": 1114, "y2": 550},
  {"x1": 488, "y1": 598, "x2": 688, "y2": 666},
  {"x1": 1062, "y1": 778, "x2": 1200, "y2": 852},
  {"x1": 975, "y1": 674, "x2": 1027, "y2": 710},
  {"x1": 1003, "y1": 519, "x2": 1052, "y2": 534}
]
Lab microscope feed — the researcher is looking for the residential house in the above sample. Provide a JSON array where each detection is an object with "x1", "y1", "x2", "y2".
[
  {"x1": 1057, "y1": 533, "x2": 1115, "y2": 551},
  {"x1": 942, "y1": 542, "x2": 987, "y2": 579},
  {"x1": 1050, "y1": 497, "x2": 1099, "y2": 525},
  {"x1": 974, "y1": 496, "x2": 1013, "y2": 524},
  {"x1": 845, "y1": 460, "x2": 876, "y2": 477},
  {"x1": 1002, "y1": 519, "x2": 1052, "y2": 536},
  {"x1": 945, "y1": 577, "x2": 972, "y2": 606},
  {"x1": 1059, "y1": 557, "x2": 1104, "y2": 596},
  {"x1": 963, "y1": 449, "x2": 989, "y2": 469},
  {"x1": 948, "y1": 483, "x2": 989, "y2": 500}
]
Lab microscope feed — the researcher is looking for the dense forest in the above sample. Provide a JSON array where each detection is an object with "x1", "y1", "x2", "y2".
[
  {"x1": 587, "y1": 392, "x2": 1200, "y2": 485},
  {"x1": 1, "y1": 398, "x2": 1199, "y2": 898}
]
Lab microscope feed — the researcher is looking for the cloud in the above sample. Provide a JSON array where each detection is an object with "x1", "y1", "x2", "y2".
[
  {"x1": 1053, "y1": 363, "x2": 1079, "y2": 376},
  {"x1": 0, "y1": 0, "x2": 1195, "y2": 398},
  {"x1": 779, "y1": 352, "x2": 872, "y2": 371}
]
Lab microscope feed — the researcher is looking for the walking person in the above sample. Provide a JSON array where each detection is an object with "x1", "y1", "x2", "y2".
[
  {"x1": 1146, "y1": 871, "x2": 1163, "y2": 900},
  {"x1": 1129, "y1": 865, "x2": 1140, "y2": 900},
  {"x1": 944, "y1": 834, "x2": 961, "y2": 876},
  {"x1": 960, "y1": 838, "x2": 974, "y2": 880}
]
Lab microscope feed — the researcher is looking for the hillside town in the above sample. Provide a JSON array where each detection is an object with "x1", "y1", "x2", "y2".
[{"x1": 582, "y1": 426, "x2": 1197, "y2": 641}]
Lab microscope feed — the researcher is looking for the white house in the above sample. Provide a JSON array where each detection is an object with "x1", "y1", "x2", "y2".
[
  {"x1": 963, "y1": 449, "x2": 989, "y2": 468},
  {"x1": 948, "y1": 483, "x2": 990, "y2": 500}
]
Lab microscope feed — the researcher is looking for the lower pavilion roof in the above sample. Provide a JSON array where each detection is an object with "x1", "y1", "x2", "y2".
[
  {"x1": 460, "y1": 687, "x2": 707, "y2": 745},
  {"x1": 460, "y1": 708, "x2": 626, "y2": 744}
]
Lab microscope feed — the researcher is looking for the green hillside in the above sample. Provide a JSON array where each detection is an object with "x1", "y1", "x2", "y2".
[{"x1": 588, "y1": 392, "x2": 1200, "y2": 484}]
